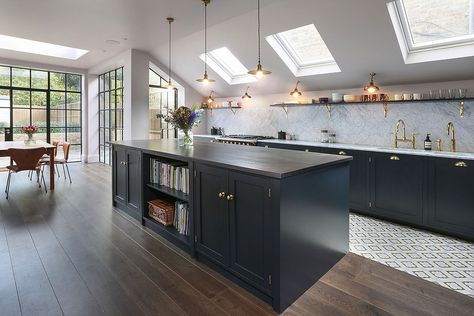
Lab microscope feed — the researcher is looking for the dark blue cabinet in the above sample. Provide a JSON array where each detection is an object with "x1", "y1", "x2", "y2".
[
  {"x1": 195, "y1": 164, "x2": 273, "y2": 293},
  {"x1": 428, "y1": 158, "x2": 474, "y2": 239}
]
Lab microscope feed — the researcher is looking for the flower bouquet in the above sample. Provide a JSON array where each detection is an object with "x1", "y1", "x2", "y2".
[
  {"x1": 21, "y1": 125, "x2": 39, "y2": 143},
  {"x1": 157, "y1": 106, "x2": 203, "y2": 146}
]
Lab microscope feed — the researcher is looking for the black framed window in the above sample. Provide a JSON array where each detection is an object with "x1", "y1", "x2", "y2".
[
  {"x1": 99, "y1": 67, "x2": 123, "y2": 165},
  {"x1": 149, "y1": 68, "x2": 177, "y2": 140},
  {"x1": 0, "y1": 65, "x2": 82, "y2": 162}
]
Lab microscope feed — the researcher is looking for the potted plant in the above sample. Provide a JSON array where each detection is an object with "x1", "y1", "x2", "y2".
[
  {"x1": 21, "y1": 125, "x2": 39, "y2": 144},
  {"x1": 157, "y1": 106, "x2": 203, "y2": 146}
]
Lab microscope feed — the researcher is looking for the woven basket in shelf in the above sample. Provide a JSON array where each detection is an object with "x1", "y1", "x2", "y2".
[{"x1": 148, "y1": 199, "x2": 175, "y2": 226}]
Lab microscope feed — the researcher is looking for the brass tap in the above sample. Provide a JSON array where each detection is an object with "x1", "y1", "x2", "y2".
[
  {"x1": 447, "y1": 122, "x2": 456, "y2": 152},
  {"x1": 436, "y1": 139, "x2": 442, "y2": 151},
  {"x1": 394, "y1": 119, "x2": 416, "y2": 149}
]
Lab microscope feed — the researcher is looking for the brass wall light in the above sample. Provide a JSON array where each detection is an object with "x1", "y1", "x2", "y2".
[
  {"x1": 242, "y1": 86, "x2": 252, "y2": 99},
  {"x1": 165, "y1": 17, "x2": 175, "y2": 90},
  {"x1": 290, "y1": 81, "x2": 302, "y2": 98},
  {"x1": 364, "y1": 73, "x2": 379, "y2": 94},
  {"x1": 207, "y1": 91, "x2": 215, "y2": 104},
  {"x1": 196, "y1": 0, "x2": 215, "y2": 85},
  {"x1": 248, "y1": 0, "x2": 271, "y2": 79}
]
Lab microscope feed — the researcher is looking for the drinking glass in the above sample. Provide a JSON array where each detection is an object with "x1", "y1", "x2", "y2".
[
  {"x1": 458, "y1": 89, "x2": 467, "y2": 99},
  {"x1": 438, "y1": 89, "x2": 446, "y2": 99},
  {"x1": 447, "y1": 89, "x2": 456, "y2": 99},
  {"x1": 429, "y1": 90, "x2": 438, "y2": 99}
]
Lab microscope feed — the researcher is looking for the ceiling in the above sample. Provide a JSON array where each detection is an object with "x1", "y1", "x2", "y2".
[{"x1": 1, "y1": 0, "x2": 474, "y2": 98}]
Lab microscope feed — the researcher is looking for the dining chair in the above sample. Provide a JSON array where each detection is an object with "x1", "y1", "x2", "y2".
[
  {"x1": 37, "y1": 140, "x2": 60, "y2": 179},
  {"x1": 5, "y1": 147, "x2": 48, "y2": 199},
  {"x1": 54, "y1": 142, "x2": 72, "y2": 183}
]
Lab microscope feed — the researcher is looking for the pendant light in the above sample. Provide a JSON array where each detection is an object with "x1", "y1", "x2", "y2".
[
  {"x1": 290, "y1": 81, "x2": 302, "y2": 98},
  {"x1": 196, "y1": 0, "x2": 215, "y2": 85},
  {"x1": 165, "y1": 17, "x2": 175, "y2": 90},
  {"x1": 242, "y1": 86, "x2": 252, "y2": 100},
  {"x1": 207, "y1": 90, "x2": 215, "y2": 104},
  {"x1": 364, "y1": 73, "x2": 379, "y2": 94},
  {"x1": 248, "y1": 0, "x2": 271, "y2": 79}
]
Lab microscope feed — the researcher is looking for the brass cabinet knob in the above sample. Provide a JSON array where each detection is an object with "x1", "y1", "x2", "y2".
[
  {"x1": 218, "y1": 192, "x2": 226, "y2": 198},
  {"x1": 339, "y1": 151, "x2": 347, "y2": 156},
  {"x1": 390, "y1": 155, "x2": 400, "y2": 161},
  {"x1": 455, "y1": 161, "x2": 468, "y2": 168},
  {"x1": 227, "y1": 194, "x2": 235, "y2": 201}
]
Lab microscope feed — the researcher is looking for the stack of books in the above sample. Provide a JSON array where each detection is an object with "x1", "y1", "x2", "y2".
[
  {"x1": 150, "y1": 159, "x2": 189, "y2": 194},
  {"x1": 174, "y1": 202, "x2": 189, "y2": 236}
]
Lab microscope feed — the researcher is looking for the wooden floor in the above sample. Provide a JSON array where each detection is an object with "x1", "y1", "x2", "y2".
[{"x1": 0, "y1": 163, "x2": 473, "y2": 316}]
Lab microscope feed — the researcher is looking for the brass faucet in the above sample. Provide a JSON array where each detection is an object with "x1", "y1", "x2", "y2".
[
  {"x1": 394, "y1": 119, "x2": 416, "y2": 149},
  {"x1": 447, "y1": 122, "x2": 456, "y2": 152}
]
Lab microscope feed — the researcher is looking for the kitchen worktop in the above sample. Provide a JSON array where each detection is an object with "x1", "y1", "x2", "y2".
[
  {"x1": 194, "y1": 135, "x2": 474, "y2": 160},
  {"x1": 112, "y1": 139, "x2": 351, "y2": 179}
]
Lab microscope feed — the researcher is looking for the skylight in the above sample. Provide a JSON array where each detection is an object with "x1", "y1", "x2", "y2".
[
  {"x1": 0, "y1": 34, "x2": 88, "y2": 60},
  {"x1": 200, "y1": 47, "x2": 257, "y2": 85},
  {"x1": 387, "y1": 0, "x2": 474, "y2": 64},
  {"x1": 266, "y1": 24, "x2": 340, "y2": 77}
]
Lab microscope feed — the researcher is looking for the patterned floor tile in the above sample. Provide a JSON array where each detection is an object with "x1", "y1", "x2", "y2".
[{"x1": 350, "y1": 213, "x2": 474, "y2": 298}]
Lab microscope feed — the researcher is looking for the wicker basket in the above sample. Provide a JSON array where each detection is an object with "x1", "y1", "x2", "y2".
[{"x1": 148, "y1": 199, "x2": 175, "y2": 226}]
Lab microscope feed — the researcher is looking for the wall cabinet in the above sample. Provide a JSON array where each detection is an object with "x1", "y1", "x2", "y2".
[
  {"x1": 428, "y1": 158, "x2": 474, "y2": 239},
  {"x1": 195, "y1": 164, "x2": 272, "y2": 294},
  {"x1": 113, "y1": 147, "x2": 142, "y2": 220},
  {"x1": 369, "y1": 153, "x2": 425, "y2": 224}
]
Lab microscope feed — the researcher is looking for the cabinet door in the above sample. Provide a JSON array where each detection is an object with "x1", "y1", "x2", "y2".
[
  {"x1": 228, "y1": 172, "x2": 272, "y2": 293},
  {"x1": 113, "y1": 147, "x2": 127, "y2": 204},
  {"x1": 428, "y1": 158, "x2": 474, "y2": 239},
  {"x1": 369, "y1": 153, "x2": 425, "y2": 224},
  {"x1": 195, "y1": 164, "x2": 230, "y2": 266},
  {"x1": 126, "y1": 149, "x2": 142, "y2": 213},
  {"x1": 324, "y1": 149, "x2": 368, "y2": 211}
]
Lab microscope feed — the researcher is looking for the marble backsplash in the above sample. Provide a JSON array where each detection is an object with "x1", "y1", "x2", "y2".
[{"x1": 205, "y1": 100, "x2": 474, "y2": 152}]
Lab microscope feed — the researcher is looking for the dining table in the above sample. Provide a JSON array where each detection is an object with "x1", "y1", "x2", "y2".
[{"x1": 0, "y1": 140, "x2": 56, "y2": 190}]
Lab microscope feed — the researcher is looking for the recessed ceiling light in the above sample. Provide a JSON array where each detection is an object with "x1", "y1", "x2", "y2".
[{"x1": 0, "y1": 34, "x2": 88, "y2": 60}]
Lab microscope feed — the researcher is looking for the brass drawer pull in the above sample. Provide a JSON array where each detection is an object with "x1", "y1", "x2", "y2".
[
  {"x1": 339, "y1": 151, "x2": 347, "y2": 156},
  {"x1": 218, "y1": 192, "x2": 226, "y2": 198},
  {"x1": 390, "y1": 155, "x2": 400, "y2": 161},
  {"x1": 227, "y1": 194, "x2": 235, "y2": 201},
  {"x1": 455, "y1": 161, "x2": 468, "y2": 168}
]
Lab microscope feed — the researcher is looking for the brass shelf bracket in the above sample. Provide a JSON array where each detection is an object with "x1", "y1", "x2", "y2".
[
  {"x1": 281, "y1": 105, "x2": 289, "y2": 117},
  {"x1": 459, "y1": 100, "x2": 465, "y2": 118},
  {"x1": 325, "y1": 105, "x2": 332, "y2": 118},
  {"x1": 383, "y1": 102, "x2": 388, "y2": 118},
  {"x1": 229, "y1": 107, "x2": 238, "y2": 115}
]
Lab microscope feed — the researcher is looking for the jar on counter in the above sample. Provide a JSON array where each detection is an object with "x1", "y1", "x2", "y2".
[
  {"x1": 320, "y1": 129, "x2": 329, "y2": 143},
  {"x1": 329, "y1": 133, "x2": 337, "y2": 143}
]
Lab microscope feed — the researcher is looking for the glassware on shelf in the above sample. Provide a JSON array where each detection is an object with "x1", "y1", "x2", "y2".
[
  {"x1": 447, "y1": 89, "x2": 456, "y2": 99},
  {"x1": 429, "y1": 90, "x2": 438, "y2": 99},
  {"x1": 329, "y1": 133, "x2": 337, "y2": 143},
  {"x1": 438, "y1": 89, "x2": 447, "y2": 99},
  {"x1": 458, "y1": 89, "x2": 467, "y2": 99}
]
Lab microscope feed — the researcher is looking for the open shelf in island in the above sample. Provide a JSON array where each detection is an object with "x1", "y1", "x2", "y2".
[
  {"x1": 143, "y1": 216, "x2": 191, "y2": 246},
  {"x1": 146, "y1": 183, "x2": 189, "y2": 202}
]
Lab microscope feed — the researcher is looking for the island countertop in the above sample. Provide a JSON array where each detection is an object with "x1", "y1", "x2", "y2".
[{"x1": 112, "y1": 139, "x2": 351, "y2": 179}]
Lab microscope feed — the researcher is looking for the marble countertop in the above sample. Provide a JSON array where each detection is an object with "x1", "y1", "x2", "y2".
[{"x1": 193, "y1": 135, "x2": 474, "y2": 160}]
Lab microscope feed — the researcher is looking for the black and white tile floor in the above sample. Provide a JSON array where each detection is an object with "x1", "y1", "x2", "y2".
[{"x1": 350, "y1": 213, "x2": 474, "y2": 298}]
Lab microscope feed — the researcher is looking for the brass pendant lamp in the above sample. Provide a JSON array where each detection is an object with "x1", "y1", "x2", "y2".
[
  {"x1": 196, "y1": 0, "x2": 215, "y2": 85},
  {"x1": 165, "y1": 17, "x2": 175, "y2": 90},
  {"x1": 248, "y1": 0, "x2": 271, "y2": 79},
  {"x1": 207, "y1": 90, "x2": 215, "y2": 104},
  {"x1": 242, "y1": 86, "x2": 252, "y2": 99},
  {"x1": 290, "y1": 81, "x2": 302, "y2": 98},
  {"x1": 364, "y1": 73, "x2": 379, "y2": 94}
]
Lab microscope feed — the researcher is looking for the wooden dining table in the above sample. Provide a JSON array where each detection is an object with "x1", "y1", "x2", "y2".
[{"x1": 0, "y1": 141, "x2": 56, "y2": 190}]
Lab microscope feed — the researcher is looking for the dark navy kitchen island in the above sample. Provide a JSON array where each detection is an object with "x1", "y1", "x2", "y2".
[{"x1": 112, "y1": 139, "x2": 351, "y2": 313}]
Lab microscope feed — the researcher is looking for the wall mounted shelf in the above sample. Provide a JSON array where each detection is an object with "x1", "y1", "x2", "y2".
[
  {"x1": 202, "y1": 106, "x2": 242, "y2": 116},
  {"x1": 270, "y1": 98, "x2": 473, "y2": 118}
]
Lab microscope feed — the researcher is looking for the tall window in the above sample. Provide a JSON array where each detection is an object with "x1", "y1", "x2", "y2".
[
  {"x1": 0, "y1": 65, "x2": 82, "y2": 161},
  {"x1": 98, "y1": 67, "x2": 123, "y2": 164},
  {"x1": 149, "y1": 69, "x2": 177, "y2": 140}
]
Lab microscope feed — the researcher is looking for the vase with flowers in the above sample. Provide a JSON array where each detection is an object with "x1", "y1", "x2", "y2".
[
  {"x1": 157, "y1": 106, "x2": 203, "y2": 146},
  {"x1": 21, "y1": 125, "x2": 39, "y2": 144}
]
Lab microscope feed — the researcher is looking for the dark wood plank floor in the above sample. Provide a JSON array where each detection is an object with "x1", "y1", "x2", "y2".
[{"x1": 0, "y1": 163, "x2": 472, "y2": 316}]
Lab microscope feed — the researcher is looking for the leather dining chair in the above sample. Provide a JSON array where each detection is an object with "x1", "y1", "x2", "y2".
[
  {"x1": 5, "y1": 147, "x2": 48, "y2": 199},
  {"x1": 54, "y1": 142, "x2": 72, "y2": 183},
  {"x1": 38, "y1": 140, "x2": 60, "y2": 179}
]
